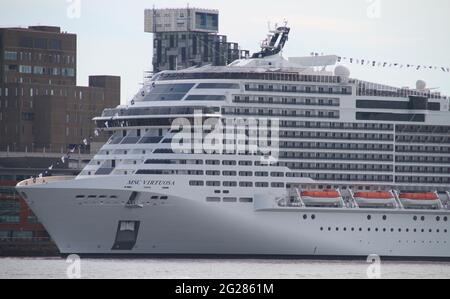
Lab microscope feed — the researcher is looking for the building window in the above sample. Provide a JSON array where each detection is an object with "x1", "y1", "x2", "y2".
[
  {"x1": 4, "y1": 51, "x2": 17, "y2": 60},
  {"x1": 33, "y1": 66, "x2": 44, "y2": 75},
  {"x1": 19, "y1": 65, "x2": 32, "y2": 74},
  {"x1": 62, "y1": 68, "x2": 75, "y2": 77}
]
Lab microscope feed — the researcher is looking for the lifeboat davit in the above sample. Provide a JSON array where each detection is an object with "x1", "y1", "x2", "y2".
[
  {"x1": 353, "y1": 191, "x2": 397, "y2": 208},
  {"x1": 300, "y1": 190, "x2": 343, "y2": 207},
  {"x1": 399, "y1": 192, "x2": 441, "y2": 208}
]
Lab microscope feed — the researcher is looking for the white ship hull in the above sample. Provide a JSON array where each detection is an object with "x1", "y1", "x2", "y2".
[{"x1": 17, "y1": 175, "x2": 450, "y2": 259}]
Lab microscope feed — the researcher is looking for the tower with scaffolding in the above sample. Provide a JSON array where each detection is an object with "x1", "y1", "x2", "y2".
[{"x1": 144, "y1": 7, "x2": 250, "y2": 72}]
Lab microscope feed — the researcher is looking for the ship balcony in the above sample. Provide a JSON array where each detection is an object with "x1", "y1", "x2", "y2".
[{"x1": 17, "y1": 176, "x2": 76, "y2": 188}]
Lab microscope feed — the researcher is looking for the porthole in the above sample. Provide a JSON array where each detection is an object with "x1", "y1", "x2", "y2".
[
  {"x1": 359, "y1": 228, "x2": 362, "y2": 232},
  {"x1": 311, "y1": 215, "x2": 316, "y2": 220},
  {"x1": 406, "y1": 229, "x2": 409, "y2": 233},
  {"x1": 398, "y1": 229, "x2": 402, "y2": 233},
  {"x1": 367, "y1": 215, "x2": 372, "y2": 220},
  {"x1": 367, "y1": 228, "x2": 371, "y2": 232},
  {"x1": 320, "y1": 227, "x2": 324, "y2": 231},
  {"x1": 351, "y1": 228, "x2": 355, "y2": 232},
  {"x1": 336, "y1": 227, "x2": 339, "y2": 231},
  {"x1": 413, "y1": 216, "x2": 418, "y2": 221},
  {"x1": 390, "y1": 228, "x2": 394, "y2": 232},
  {"x1": 429, "y1": 229, "x2": 432, "y2": 233},
  {"x1": 436, "y1": 216, "x2": 441, "y2": 222},
  {"x1": 383, "y1": 228, "x2": 386, "y2": 232},
  {"x1": 343, "y1": 227, "x2": 347, "y2": 231},
  {"x1": 328, "y1": 227, "x2": 332, "y2": 231},
  {"x1": 375, "y1": 228, "x2": 379, "y2": 232},
  {"x1": 421, "y1": 229, "x2": 425, "y2": 233},
  {"x1": 303, "y1": 215, "x2": 307, "y2": 220},
  {"x1": 445, "y1": 217, "x2": 448, "y2": 222},
  {"x1": 382, "y1": 215, "x2": 387, "y2": 221},
  {"x1": 421, "y1": 216, "x2": 425, "y2": 221}
]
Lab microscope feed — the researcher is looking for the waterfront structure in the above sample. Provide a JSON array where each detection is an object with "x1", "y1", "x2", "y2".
[
  {"x1": 145, "y1": 7, "x2": 249, "y2": 72},
  {"x1": 0, "y1": 179, "x2": 58, "y2": 256},
  {"x1": 16, "y1": 26, "x2": 450, "y2": 259}
]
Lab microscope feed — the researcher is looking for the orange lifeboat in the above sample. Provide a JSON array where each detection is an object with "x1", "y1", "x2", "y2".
[
  {"x1": 399, "y1": 192, "x2": 441, "y2": 208},
  {"x1": 353, "y1": 191, "x2": 397, "y2": 208},
  {"x1": 299, "y1": 189, "x2": 343, "y2": 207}
]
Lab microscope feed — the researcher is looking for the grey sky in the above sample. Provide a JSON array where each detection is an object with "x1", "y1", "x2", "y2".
[{"x1": 1, "y1": 0, "x2": 449, "y2": 104}]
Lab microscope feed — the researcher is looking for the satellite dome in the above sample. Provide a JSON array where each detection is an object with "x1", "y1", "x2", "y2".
[
  {"x1": 334, "y1": 65, "x2": 350, "y2": 78},
  {"x1": 416, "y1": 80, "x2": 427, "y2": 90}
]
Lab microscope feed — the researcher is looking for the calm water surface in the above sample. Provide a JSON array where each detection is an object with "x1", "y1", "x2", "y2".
[{"x1": 1, "y1": 257, "x2": 450, "y2": 279}]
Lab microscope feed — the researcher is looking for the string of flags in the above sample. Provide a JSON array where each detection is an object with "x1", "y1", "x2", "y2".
[
  {"x1": 35, "y1": 128, "x2": 102, "y2": 179},
  {"x1": 310, "y1": 52, "x2": 450, "y2": 73}
]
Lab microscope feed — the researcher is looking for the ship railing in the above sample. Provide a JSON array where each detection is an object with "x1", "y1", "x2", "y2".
[
  {"x1": 392, "y1": 190, "x2": 405, "y2": 209},
  {"x1": 446, "y1": 192, "x2": 450, "y2": 208},
  {"x1": 17, "y1": 176, "x2": 75, "y2": 187},
  {"x1": 0, "y1": 237, "x2": 53, "y2": 243},
  {"x1": 435, "y1": 191, "x2": 445, "y2": 210},
  {"x1": 294, "y1": 188, "x2": 305, "y2": 207},
  {"x1": 347, "y1": 189, "x2": 360, "y2": 208}
]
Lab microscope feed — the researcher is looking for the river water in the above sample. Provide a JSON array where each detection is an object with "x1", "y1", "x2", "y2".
[{"x1": 1, "y1": 257, "x2": 450, "y2": 279}]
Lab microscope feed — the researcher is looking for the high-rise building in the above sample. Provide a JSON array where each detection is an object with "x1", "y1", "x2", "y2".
[
  {"x1": 0, "y1": 26, "x2": 120, "y2": 153},
  {"x1": 144, "y1": 8, "x2": 249, "y2": 72}
]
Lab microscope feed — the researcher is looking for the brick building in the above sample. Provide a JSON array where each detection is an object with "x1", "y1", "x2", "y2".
[{"x1": 0, "y1": 26, "x2": 120, "y2": 153}]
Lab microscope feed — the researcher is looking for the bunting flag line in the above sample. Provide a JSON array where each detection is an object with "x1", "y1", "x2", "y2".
[
  {"x1": 326, "y1": 52, "x2": 450, "y2": 73},
  {"x1": 33, "y1": 125, "x2": 108, "y2": 180}
]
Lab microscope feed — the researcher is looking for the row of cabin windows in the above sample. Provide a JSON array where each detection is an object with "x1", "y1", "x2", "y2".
[
  {"x1": 285, "y1": 163, "x2": 393, "y2": 172},
  {"x1": 279, "y1": 153, "x2": 393, "y2": 162},
  {"x1": 396, "y1": 176, "x2": 450, "y2": 184},
  {"x1": 279, "y1": 143, "x2": 393, "y2": 151},
  {"x1": 157, "y1": 72, "x2": 341, "y2": 83},
  {"x1": 280, "y1": 131, "x2": 393, "y2": 141},
  {"x1": 281, "y1": 121, "x2": 393, "y2": 131},
  {"x1": 396, "y1": 125, "x2": 450, "y2": 134},
  {"x1": 244, "y1": 83, "x2": 351, "y2": 95},
  {"x1": 190, "y1": 181, "x2": 285, "y2": 188},
  {"x1": 108, "y1": 121, "x2": 394, "y2": 133},
  {"x1": 320, "y1": 227, "x2": 448, "y2": 234},
  {"x1": 222, "y1": 107, "x2": 339, "y2": 119},
  {"x1": 137, "y1": 169, "x2": 285, "y2": 180},
  {"x1": 144, "y1": 159, "x2": 273, "y2": 167},
  {"x1": 285, "y1": 172, "x2": 394, "y2": 182},
  {"x1": 396, "y1": 166, "x2": 450, "y2": 174},
  {"x1": 396, "y1": 135, "x2": 450, "y2": 144},
  {"x1": 303, "y1": 214, "x2": 448, "y2": 222},
  {"x1": 396, "y1": 145, "x2": 450, "y2": 154},
  {"x1": 396, "y1": 155, "x2": 450, "y2": 164},
  {"x1": 286, "y1": 171, "x2": 448, "y2": 184},
  {"x1": 233, "y1": 95, "x2": 340, "y2": 106},
  {"x1": 206, "y1": 197, "x2": 253, "y2": 203},
  {"x1": 95, "y1": 152, "x2": 449, "y2": 165}
]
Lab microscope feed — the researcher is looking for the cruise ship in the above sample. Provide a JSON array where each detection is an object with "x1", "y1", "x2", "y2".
[{"x1": 16, "y1": 26, "x2": 450, "y2": 259}]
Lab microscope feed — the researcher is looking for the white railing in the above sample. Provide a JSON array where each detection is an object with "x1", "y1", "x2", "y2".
[{"x1": 17, "y1": 176, "x2": 75, "y2": 187}]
